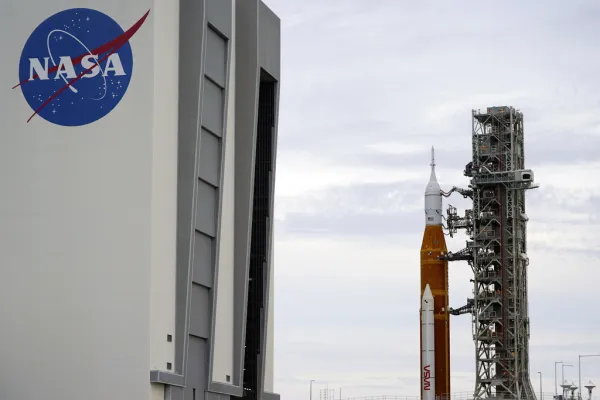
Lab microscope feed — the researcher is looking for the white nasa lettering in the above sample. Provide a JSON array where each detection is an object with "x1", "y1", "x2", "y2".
[
  {"x1": 54, "y1": 56, "x2": 77, "y2": 80},
  {"x1": 29, "y1": 57, "x2": 50, "y2": 80},
  {"x1": 103, "y1": 54, "x2": 126, "y2": 76},
  {"x1": 27, "y1": 53, "x2": 127, "y2": 81},
  {"x1": 81, "y1": 55, "x2": 101, "y2": 78}
]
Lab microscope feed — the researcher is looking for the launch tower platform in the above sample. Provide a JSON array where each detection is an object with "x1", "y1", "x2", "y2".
[{"x1": 445, "y1": 106, "x2": 539, "y2": 400}]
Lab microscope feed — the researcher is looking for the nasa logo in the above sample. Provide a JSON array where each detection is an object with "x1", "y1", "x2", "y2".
[
  {"x1": 14, "y1": 8, "x2": 150, "y2": 126},
  {"x1": 423, "y1": 365, "x2": 431, "y2": 390}
]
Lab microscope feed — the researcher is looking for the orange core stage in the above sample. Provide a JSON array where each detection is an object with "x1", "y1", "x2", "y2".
[{"x1": 420, "y1": 224, "x2": 450, "y2": 399}]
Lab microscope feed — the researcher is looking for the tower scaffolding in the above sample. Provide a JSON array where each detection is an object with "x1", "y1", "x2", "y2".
[{"x1": 468, "y1": 106, "x2": 539, "y2": 400}]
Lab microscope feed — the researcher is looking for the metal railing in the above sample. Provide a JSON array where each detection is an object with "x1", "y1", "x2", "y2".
[{"x1": 340, "y1": 393, "x2": 599, "y2": 400}]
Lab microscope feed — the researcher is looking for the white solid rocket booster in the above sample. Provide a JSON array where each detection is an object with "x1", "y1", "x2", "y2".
[{"x1": 421, "y1": 284, "x2": 436, "y2": 400}]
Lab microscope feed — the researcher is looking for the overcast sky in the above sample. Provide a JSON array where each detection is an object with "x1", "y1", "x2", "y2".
[{"x1": 263, "y1": 1, "x2": 600, "y2": 399}]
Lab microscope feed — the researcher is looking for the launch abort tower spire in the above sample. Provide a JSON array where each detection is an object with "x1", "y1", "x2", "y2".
[{"x1": 468, "y1": 106, "x2": 538, "y2": 400}]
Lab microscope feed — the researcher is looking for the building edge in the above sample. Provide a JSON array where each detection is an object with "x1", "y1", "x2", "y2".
[{"x1": 151, "y1": 0, "x2": 281, "y2": 399}]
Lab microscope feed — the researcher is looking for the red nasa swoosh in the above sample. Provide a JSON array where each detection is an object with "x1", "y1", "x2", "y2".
[{"x1": 13, "y1": 9, "x2": 150, "y2": 123}]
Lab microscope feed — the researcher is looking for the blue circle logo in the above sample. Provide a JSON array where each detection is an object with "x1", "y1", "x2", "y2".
[{"x1": 15, "y1": 8, "x2": 150, "y2": 126}]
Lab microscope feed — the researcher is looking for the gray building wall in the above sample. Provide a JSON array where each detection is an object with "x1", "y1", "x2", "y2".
[{"x1": 150, "y1": 1, "x2": 281, "y2": 399}]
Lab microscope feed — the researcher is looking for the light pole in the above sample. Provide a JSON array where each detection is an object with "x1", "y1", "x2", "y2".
[
  {"x1": 310, "y1": 380, "x2": 315, "y2": 400},
  {"x1": 539, "y1": 372, "x2": 543, "y2": 400},
  {"x1": 578, "y1": 355, "x2": 600, "y2": 400},
  {"x1": 556, "y1": 361, "x2": 564, "y2": 397}
]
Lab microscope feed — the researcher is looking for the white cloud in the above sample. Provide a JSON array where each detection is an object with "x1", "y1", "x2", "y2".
[
  {"x1": 275, "y1": 155, "x2": 452, "y2": 198},
  {"x1": 366, "y1": 142, "x2": 431, "y2": 155},
  {"x1": 535, "y1": 162, "x2": 600, "y2": 193}
]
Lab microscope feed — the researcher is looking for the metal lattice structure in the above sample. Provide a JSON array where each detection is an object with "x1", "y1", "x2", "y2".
[
  {"x1": 470, "y1": 106, "x2": 539, "y2": 400},
  {"x1": 445, "y1": 106, "x2": 539, "y2": 400}
]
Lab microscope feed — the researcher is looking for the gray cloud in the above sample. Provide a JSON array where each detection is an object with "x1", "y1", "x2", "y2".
[
  {"x1": 276, "y1": 0, "x2": 600, "y2": 164},
  {"x1": 275, "y1": 180, "x2": 599, "y2": 243},
  {"x1": 277, "y1": 181, "x2": 424, "y2": 238},
  {"x1": 280, "y1": 211, "x2": 421, "y2": 238}
]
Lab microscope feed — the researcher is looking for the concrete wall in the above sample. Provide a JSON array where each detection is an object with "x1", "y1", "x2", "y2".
[
  {"x1": 151, "y1": 0, "x2": 179, "y2": 384},
  {"x1": 0, "y1": 1, "x2": 157, "y2": 400},
  {"x1": 212, "y1": 0, "x2": 237, "y2": 383}
]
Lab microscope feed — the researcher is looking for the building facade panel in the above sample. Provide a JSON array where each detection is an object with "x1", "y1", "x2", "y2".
[
  {"x1": 205, "y1": 28, "x2": 228, "y2": 88},
  {"x1": 199, "y1": 129, "x2": 222, "y2": 186},
  {"x1": 150, "y1": 0, "x2": 179, "y2": 379},
  {"x1": 0, "y1": 1, "x2": 159, "y2": 400},
  {"x1": 195, "y1": 180, "x2": 218, "y2": 237},
  {"x1": 206, "y1": 0, "x2": 233, "y2": 39},
  {"x1": 193, "y1": 232, "x2": 214, "y2": 288},
  {"x1": 212, "y1": 5, "x2": 237, "y2": 381},
  {"x1": 0, "y1": 0, "x2": 279, "y2": 399},
  {"x1": 201, "y1": 79, "x2": 225, "y2": 137},
  {"x1": 175, "y1": 0, "x2": 207, "y2": 380},
  {"x1": 190, "y1": 284, "x2": 211, "y2": 339}
]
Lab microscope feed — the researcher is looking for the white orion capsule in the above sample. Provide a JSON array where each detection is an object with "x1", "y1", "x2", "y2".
[{"x1": 425, "y1": 146, "x2": 442, "y2": 226}]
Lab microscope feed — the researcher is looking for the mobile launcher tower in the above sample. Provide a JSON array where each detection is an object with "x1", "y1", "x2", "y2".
[{"x1": 442, "y1": 106, "x2": 539, "y2": 400}]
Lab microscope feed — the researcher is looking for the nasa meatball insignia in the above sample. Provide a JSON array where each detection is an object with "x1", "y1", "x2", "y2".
[{"x1": 14, "y1": 8, "x2": 150, "y2": 126}]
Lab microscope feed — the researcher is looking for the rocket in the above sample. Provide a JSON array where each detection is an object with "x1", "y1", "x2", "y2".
[{"x1": 420, "y1": 147, "x2": 450, "y2": 400}]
